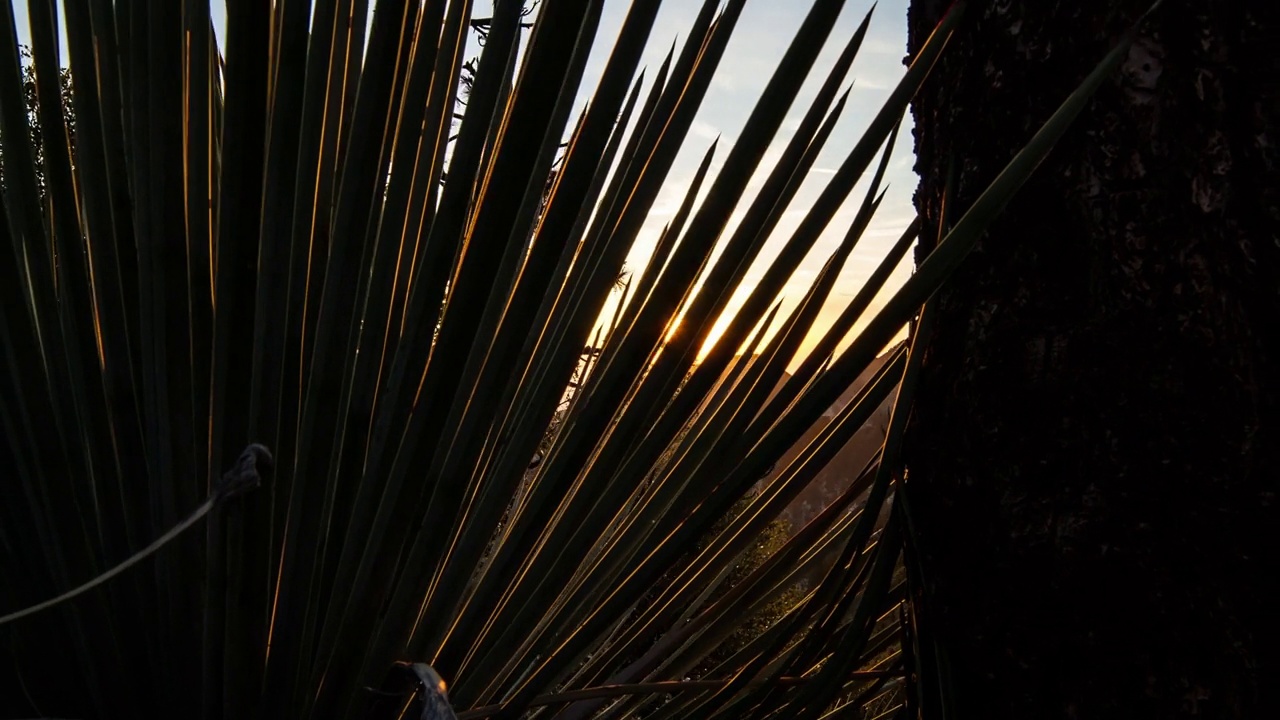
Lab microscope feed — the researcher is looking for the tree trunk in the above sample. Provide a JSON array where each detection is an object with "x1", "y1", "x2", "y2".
[{"x1": 903, "y1": 1, "x2": 1278, "y2": 718}]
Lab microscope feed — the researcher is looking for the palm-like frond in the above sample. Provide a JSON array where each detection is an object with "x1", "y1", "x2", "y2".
[{"x1": 1, "y1": 0, "x2": 1147, "y2": 717}]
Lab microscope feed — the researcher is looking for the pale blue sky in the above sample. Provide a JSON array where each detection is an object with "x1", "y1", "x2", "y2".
[{"x1": 12, "y1": 0, "x2": 915, "y2": 359}]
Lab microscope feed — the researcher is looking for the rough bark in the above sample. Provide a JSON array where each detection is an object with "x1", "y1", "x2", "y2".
[{"x1": 902, "y1": 1, "x2": 1278, "y2": 718}]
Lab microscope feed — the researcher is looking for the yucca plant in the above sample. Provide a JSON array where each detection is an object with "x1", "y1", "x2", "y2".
[{"x1": 0, "y1": 0, "x2": 1151, "y2": 717}]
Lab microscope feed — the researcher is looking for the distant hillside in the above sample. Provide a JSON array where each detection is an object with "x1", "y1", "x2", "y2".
[{"x1": 752, "y1": 343, "x2": 901, "y2": 532}]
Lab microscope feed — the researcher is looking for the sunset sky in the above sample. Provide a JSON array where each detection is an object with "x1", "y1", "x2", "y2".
[
  {"x1": 13, "y1": 0, "x2": 916, "y2": 364},
  {"x1": 556, "y1": 0, "x2": 919, "y2": 361}
]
